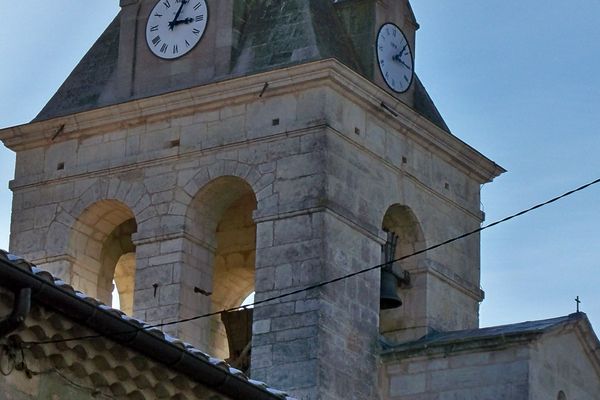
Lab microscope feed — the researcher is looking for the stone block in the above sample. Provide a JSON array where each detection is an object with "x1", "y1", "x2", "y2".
[
  {"x1": 256, "y1": 239, "x2": 322, "y2": 267},
  {"x1": 273, "y1": 214, "x2": 314, "y2": 246},
  {"x1": 251, "y1": 344, "x2": 273, "y2": 369},
  {"x1": 274, "y1": 264, "x2": 293, "y2": 289},
  {"x1": 135, "y1": 264, "x2": 174, "y2": 288},
  {"x1": 253, "y1": 302, "x2": 295, "y2": 319},
  {"x1": 390, "y1": 373, "x2": 426, "y2": 396},
  {"x1": 276, "y1": 152, "x2": 322, "y2": 180},
  {"x1": 267, "y1": 360, "x2": 318, "y2": 390},
  {"x1": 270, "y1": 311, "x2": 318, "y2": 332},
  {"x1": 273, "y1": 338, "x2": 316, "y2": 364},
  {"x1": 159, "y1": 283, "x2": 181, "y2": 305},
  {"x1": 134, "y1": 287, "x2": 159, "y2": 310},
  {"x1": 275, "y1": 326, "x2": 318, "y2": 342},
  {"x1": 253, "y1": 319, "x2": 272, "y2": 335}
]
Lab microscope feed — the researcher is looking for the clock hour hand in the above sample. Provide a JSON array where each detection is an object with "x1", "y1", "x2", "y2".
[
  {"x1": 398, "y1": 43, "x2": 408, "y2": 57},
  {"x1": 169, "y1": 0, "x2": 189, "y2": 30},
  {"x1": 172, "y1": 17, "x2": 193, "y2": 26}
]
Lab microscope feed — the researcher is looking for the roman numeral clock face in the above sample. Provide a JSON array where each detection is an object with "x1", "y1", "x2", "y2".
[
  {"x1": 376, "y1": 23, "x2": 414, "y2": 93},
  {"x1": 146, "y1": 0, "x2": 208, "y2": 60}
]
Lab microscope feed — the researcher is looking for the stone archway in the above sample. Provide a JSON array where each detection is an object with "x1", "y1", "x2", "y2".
[
  {"x1": 69, "y1": 200, "x2": 138, "y2": 313},
  {"x1": 379, "y1": 204, "x2": 427, "y2": 343},
  {"x1": 186, "y1": 176, "x2": 257, "y2": 361}
]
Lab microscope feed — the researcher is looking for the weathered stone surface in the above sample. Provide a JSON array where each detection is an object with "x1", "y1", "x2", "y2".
[{"x1": 4, "y1": 56, "x2": 502, "y2": 400}]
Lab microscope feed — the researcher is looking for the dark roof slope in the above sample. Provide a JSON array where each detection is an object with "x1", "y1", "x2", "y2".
[
  {"x1": 35, "y1": 14, "x2": 121, "y2": 122},
  {"x1": 232, "y1": 0, "x2": 361, "y2": 74},
  {"x1": 413, "y1": 75, "x2": 450, "y2": 132},
  {"x1": 33, "y1": 1, "x2": 449, "y2": 132}
]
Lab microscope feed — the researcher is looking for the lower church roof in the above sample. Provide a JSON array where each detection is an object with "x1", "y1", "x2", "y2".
[
  {"x1": 0, "y1": 250, "x2": 294, "y2": 400},
  {"x1": 382, "y1": 312, "x2": 597, "y2": 358}
]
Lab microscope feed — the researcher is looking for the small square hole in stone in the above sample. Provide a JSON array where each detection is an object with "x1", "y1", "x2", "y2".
[
  {"x1": 354, "y1": 127, "x2": 361, "y2": 135},
  {"x1": 445, "y1": 182, "x2": 450, "y2": 190},
  {"x1": 402, "y1": 156, "x2": 408, "y2": 164},
  {"x1": 170, "y1": 139, "x2": 180, "y2": 148},
  {"x1": 272, "y1": 118, "x2": 280, "y2": 126},
  {"x1": 57, "y1": 162, "x2": 65, "y2": 171}
]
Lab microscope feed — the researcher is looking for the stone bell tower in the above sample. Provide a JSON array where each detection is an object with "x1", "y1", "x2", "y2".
[{"x1": 0, "y1": 1, "x2": 503, "y2": 399}]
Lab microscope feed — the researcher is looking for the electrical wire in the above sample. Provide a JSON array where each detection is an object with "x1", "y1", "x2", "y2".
[{"x1": 21, "y1": 176, "x2": 600, "y2": 346}]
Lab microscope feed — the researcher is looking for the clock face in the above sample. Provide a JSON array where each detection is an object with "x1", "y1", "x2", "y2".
[
  {"x1": 376, "y1": 23, "x2": 414, "y2": 93},
  {"x1": 146, "y1": 0, "x2": 208, "y2": 60}
]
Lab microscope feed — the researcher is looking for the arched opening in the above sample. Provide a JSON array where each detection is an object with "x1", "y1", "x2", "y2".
[
  {"x1": 70, "y1": 200, "x2": 137, "y2": 315},
  {"x1": 186, "y1": 176, "x2": 257, "y2": 364},
  {"x1": 379, "y1": 204, "x2": 426, "y2": 343}
]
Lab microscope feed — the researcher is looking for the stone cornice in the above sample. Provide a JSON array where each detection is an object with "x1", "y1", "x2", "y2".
[{"x1": 0, "y1": 59, "x2": 504, "y2": 183}]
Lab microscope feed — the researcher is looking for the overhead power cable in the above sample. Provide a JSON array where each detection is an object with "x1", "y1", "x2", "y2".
[{"x1": 22, "y1": 176, "x2": 600, "y2": 346}]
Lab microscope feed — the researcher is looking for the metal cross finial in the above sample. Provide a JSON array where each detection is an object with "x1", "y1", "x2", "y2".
[{"x1": 575, "y1": 296, "x2": 581, "y2": 313}]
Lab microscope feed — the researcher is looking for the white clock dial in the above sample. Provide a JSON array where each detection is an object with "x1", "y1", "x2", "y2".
[
  {"x1": 376, "y1": 23, "x2": 414, "y2": 93},
  {"x1": 146, "y1": 0, "x2": 208, "y2": 60}
]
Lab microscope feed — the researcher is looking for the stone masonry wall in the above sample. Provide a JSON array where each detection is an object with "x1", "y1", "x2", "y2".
[
  {"x1": 529, "y1": 330, "x2": 600, "y2": 400},
  {"x1": 7, "y1": 63, "x2": 491, "y2": 399},
  {"x1": 382, "y1": 346, "x2": 530, "y2": 400}
]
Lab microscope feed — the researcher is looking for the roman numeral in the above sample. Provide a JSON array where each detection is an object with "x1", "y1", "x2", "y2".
[
  {"x1": 150, "y1": 25, "x2": 159, "y2": 32},
  {"x1": 152, "y1": 36, "x2": 161, "y2": 46},
  {"x1": 185, "y1": 39, "x2": 191, "y2": 47},
  {"x1": 160, "y1": 43, "x2": 168, "y2": 53},
  {"x1": 192, "y1": 28, "x2": 200, "y2": 35},
  {"x1": 154, "y1": 13, "x2": 163, "y2": 18},
  {"x1": 195, "y1": 14, "x2": 204, "y2": 22},
  {"x1": 194, "y1": 2, "x2": 202, "y2": 11},
  {"x1": 404, "y1": 75, "x2": 409, "y2": 82},
  {"x1": 163, "y1": 0, "x2": 171, "y2": 8},
  {"x1": 173, "y1": 44, "x2": 179, "y2": 54}
]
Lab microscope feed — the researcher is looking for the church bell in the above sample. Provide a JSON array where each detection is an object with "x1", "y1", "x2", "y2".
[
  {"x1": 380, "y1": 267, "x2": 402, "y2": 309},
  {"x1": 380, "y1": 231, "x2": 403, "y2": 309}
]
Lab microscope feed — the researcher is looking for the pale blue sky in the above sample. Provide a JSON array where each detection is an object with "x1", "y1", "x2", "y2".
[{"x1": 0, "y1": 1, "x2": 599, "y2": 331}]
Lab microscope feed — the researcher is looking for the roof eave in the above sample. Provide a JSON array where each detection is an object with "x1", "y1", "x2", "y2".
[{"x1": 0, "y1": 256, "x2": 289, "y2": 400}]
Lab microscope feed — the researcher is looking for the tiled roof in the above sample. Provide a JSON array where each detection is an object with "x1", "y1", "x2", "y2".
[{"x1": 0, "y1": 249, "x2": 295, "y2": 400}]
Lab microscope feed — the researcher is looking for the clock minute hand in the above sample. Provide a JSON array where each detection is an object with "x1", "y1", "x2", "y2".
[
  {"x1": 398, "y1": 58, "x2": 411, "y2": 70},
  {"x1": 392, "y1": 52, "x2": 411, "y2": 70},
  {"x1": 169, "y1": 0, "x2": 189, "y2": 30}
]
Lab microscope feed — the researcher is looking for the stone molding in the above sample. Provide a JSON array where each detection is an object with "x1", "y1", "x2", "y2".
[{"x1": 0, "y1": 59, "x2": 504, "y2": 183}]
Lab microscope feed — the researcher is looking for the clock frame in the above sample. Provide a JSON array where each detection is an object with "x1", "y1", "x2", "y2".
[
  {"x1": 145, "y1": 0, "x2": 209, "y2": 60},
  {"x1": 376, "y1": 23, "x2": 414, "y2": 93}
]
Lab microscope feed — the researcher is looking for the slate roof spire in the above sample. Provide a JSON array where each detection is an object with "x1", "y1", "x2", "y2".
[
  {"x1": 232, "y1": 0, "x2": 362, "y2": 74},
  {"x1": 33, "y1": 0, "x2": 450, "y2": 132}
]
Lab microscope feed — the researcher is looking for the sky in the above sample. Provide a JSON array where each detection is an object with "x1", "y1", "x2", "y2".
[{"x1": 0, "y1": 1, "x2": 599, "y2": 331}]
